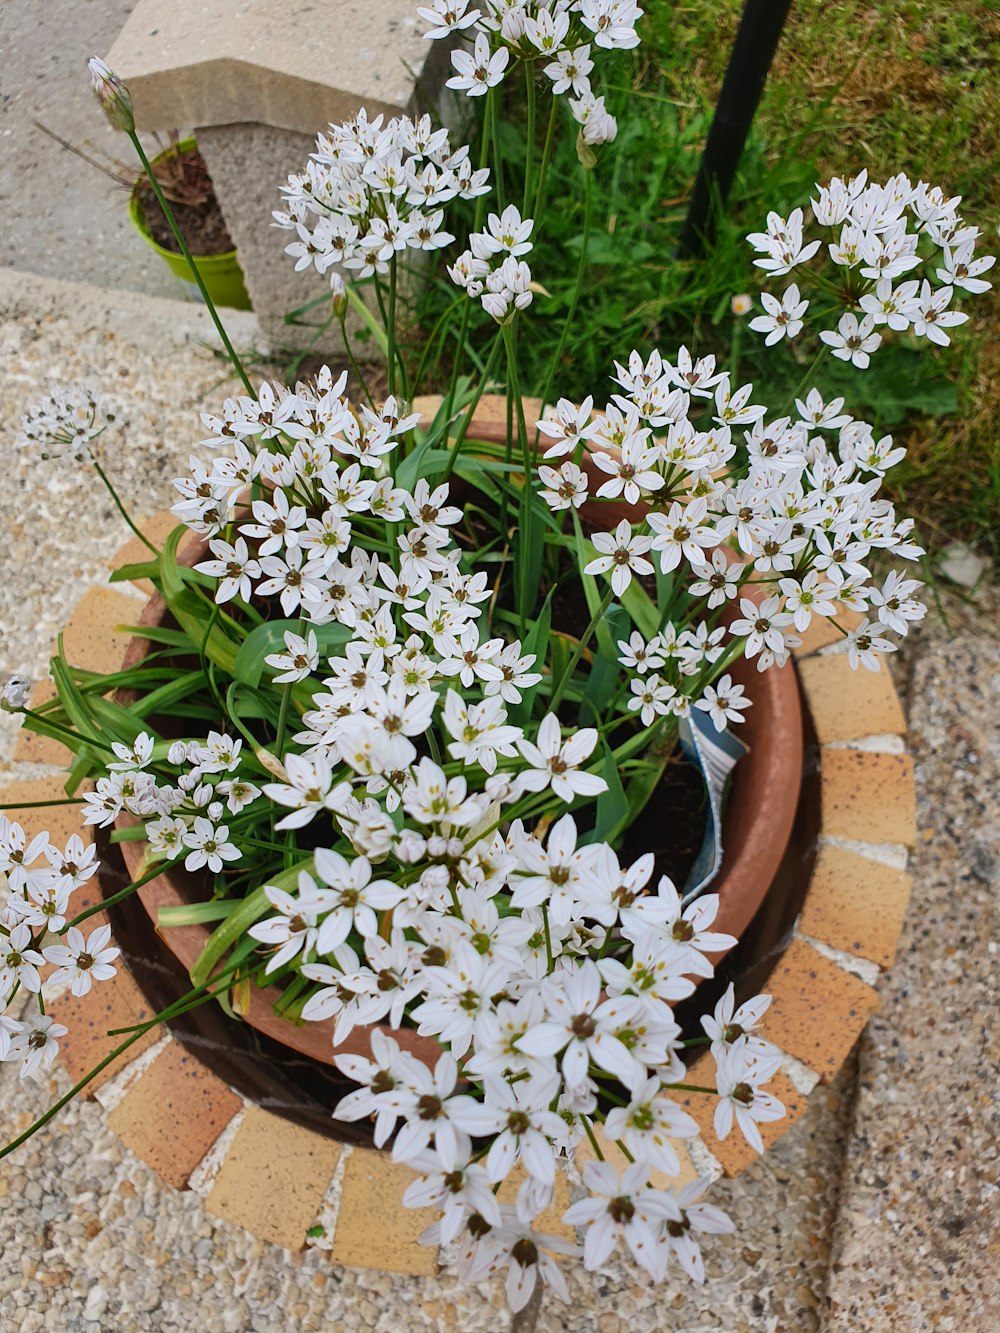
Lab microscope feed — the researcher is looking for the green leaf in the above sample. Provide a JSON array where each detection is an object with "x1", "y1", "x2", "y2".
[
  {"x1": 583, "y1": 603, "x2": 630, "y2": 713},
  {"x1": 232, "y1": 620, "x2": 352, "y2": 690},
  {"x1": 158, "y1": 900, "x2": 242, "y2": 927},
  {"x1": 588, "y1": 740, "x2": 629, "y2": 844},
  {"x1": 509, "y1": 585, "x2": 556, "y2": 726},
  {"x1": 160, "y1": 528, "x2": 240, "y2": 677},
  {"x1": 109, "y1": 559, "x2": 161, "y2": 585},
  {"x1": 189, "y1": 858, "x2": 314, "y2": 989}
]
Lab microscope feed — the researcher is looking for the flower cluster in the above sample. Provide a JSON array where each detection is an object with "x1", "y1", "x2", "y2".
[
  {"x1": 448, "y1": 203, "x2": 536, "y2": 322},
  {"x1": 0, "y1": 814, "x2": 112, "y2": 1078},
  {"x1": 747, "y1": 173, "x2": 995, "y2": 364},
  {"x1": 424, "y1": 0, "x2": 637, "y2": 143},
  {"x1": 15, "y1": 384, "x2": 112, "y2": 463},
  {"x1": 539, "y1": 351, "x2": 927, "y2": 678},
  {"x1": 273, "y1": 111, "x2": 489, "y2": 283}
]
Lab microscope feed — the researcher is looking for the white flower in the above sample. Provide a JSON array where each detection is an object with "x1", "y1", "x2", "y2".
[
  {"x1": 647, "y1": 499, "x2": 717, "y2": 573},
  {"x1": 182, "y1": 817, "x2": 241, "y2": 873},
  {"x1": 689, "y1": 550, "x2": 742, "y2": 609},
  {"x1": 418, "y1": 0, "x2": 480, "y2": 39},
  {"x1": 247, "y1": 874, "x2": 333, "y2": 972},
  {"x1": 729, "y1": 595, "x2": 794, "y2": 660},
  {"x1": 584, "y1": 518, "x2": 655, "y2": 594},
  {"x1": 484, "y1": 640, "x2": 542, "y2": 705},
  {"x1": 627, "y1": 673, "x2": 676, "y2": 726},
  {"x1": 563, "y1": 1160, "x2": 677, "y2": 1278},
  {"x1": 544, "y1": 44, "x2": 594, "y2": 96},
  {"x1": 713, "y1": 1044, "x2": 785, "y2": 1153},
  {"x1": 514, "y1": 714, "x2": 607, "y2": 803},
  {"x1": 579, "y1": 0, "x2": 644, "y2": 51},
  {"x1": 604, "y1": 1077, "x2": 699, "y2": 1176},
  {"x1": 442, "y1": 691, "x2": 521, "y2": 775},
  {"x1": 447, "y1": 32, "x2": 509, "y2": 96},
  {"x1": 195, "y1": 537, "x2": 261, "y2": 603},
  {"x1": 868, "y1": 571, "x2": 925, "y2": 635},
  {"x1": 538, "y1": 461, "x2": 588, "y2": 511},
  {"x1": 819, "y1": 312, "x2": 882, "y2": 368},
  {"x1": 0, "y1": 924, "x2": 45, "y2": 996},
  {"x1": 858, "y1": 277, "x2": 920, "y2": 330},
  {"x1": 265, "y1": 628, "x2": 320, "y2": 682},
  {"x1": 262, "y1": 754, "x2": 349, "y2": 830},
  {"x1": 693, "y1": 674, "x2": 750, "y2": 732},
  {"x1": 911, "y1": 281, "x2": 967, "y2": 346},
  {"x1": 701, "y1": 983, "x2": 775, "y2": 1064},
  {"x1": 42, "y1": 924, "x2": 119, "y2": 996},
  {"x1": 535, "y1": 396, "x2": 597, "y2": 458},
  {"x1": 1, "y1": 675, "x2": 31, "y2": 712},
  {"x1": 656, "y1": 1178, "x2": 735, "y2": 1282},
  {"x1": 8, "y1": 1012, "x2": 68, "y2": 1080},
  {"x1": 748, "y1": 283, "x2": 808, "y2": 344},
  {"x1": 840, "y1": 619, "x2": 897, "y2": 672},
  {"x1": 509, "y1": 815, "x2": 601, "y2": 924},
  {"x1": 936, "y1": 239, "x2": 995, "y2": 294},
  {"x1": 591, "y1": 438, "x2": 663, "y2": 504},
  {"x1": 517, "y1": 960, "x2": 643, "y2": 1090},
  {"x1": 313, "y1": 848, "x2": 407, "y2": 951},
  {"x1": 471, "y1": 205, "x2": 534, "y2": 260}
]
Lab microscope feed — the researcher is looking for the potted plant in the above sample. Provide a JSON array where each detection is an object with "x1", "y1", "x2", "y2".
[
  {"x1": 128, "y1": 134, "x2": 251, "y2": 310},
  {"x1": 37, "y1": 104, "x2": 249, "y2": 310},
  {"x1": 0, "y1": 26, "x2": 990, "y2": 1318}
]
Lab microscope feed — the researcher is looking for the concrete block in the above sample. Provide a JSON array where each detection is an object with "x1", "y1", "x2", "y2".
[{"x1": 107, "y1": 1, "x2": 437, "y2": 136}]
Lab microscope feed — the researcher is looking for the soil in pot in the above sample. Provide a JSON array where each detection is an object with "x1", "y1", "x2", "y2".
[{"x1": 134, "y1": 146, "x2": 235, "y2": 257}]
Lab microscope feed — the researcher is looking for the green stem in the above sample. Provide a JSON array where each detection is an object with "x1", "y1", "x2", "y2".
[
  {"x1": 0, "y1": 957, "x2": 246, "y2": 1162},
  {"x1": 537, "y1": 167, "x2": 592, "y2": 414},
  {"x1": 68, "y1": 854, "x2": 185, "y2": 928},
  {"x1": 549, "y1": 585, "x2": 615, "y2": 713},
  {"x1": 387, "y1": 256, "x2": 398, "y2": 400},
  {"x1": 788, "y1": 345, "x2": 826, "y2": 409},
  {"x1": 128, "y1": 132, "x2": 254, "y2": 396},
  {"x1": 532, "y1": 97, "x2": 559, "y2": 222},
  {"x1": 441, "y1": 333, "x2": 505, "y2": 481},
  {"x1": 92, "y1": 459, "x2": 158, "y2": 553},
  {"x1": 502, "y1": 324, "x2": 534, "y2": 637},
  {"x1": 523, "y1": 60, "x2": 536, "y2": 217},
  {"x1": 338, "y1": 315, "x2": 376, "y2": 409}
]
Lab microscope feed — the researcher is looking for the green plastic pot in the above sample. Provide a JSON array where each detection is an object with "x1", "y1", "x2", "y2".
[{"x1": 129, "y1": 137, "x2": 251, "y2": 311}]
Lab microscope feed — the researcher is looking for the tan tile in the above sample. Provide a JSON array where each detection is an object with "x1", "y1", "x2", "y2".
[
  {"x1": 798, "y1": 655, "x2": 906, "y2": 742},
  {"x1": 673, "y1": 1055, "x2": 808, "y2": 1177},
  {"x1": 0, "y1": 774, "x2": 93, "y2": 851},
  {"x1": 205, "y1": 1106, "x2": 342, "y2": 1251},
  {"x1": 13, "y1": 679, "x2": 71, "y2": 767},
  {"x1": 60, "y1": 587, "x2": 140, "y2": 675},
  {"x1": 106, "y1": 1040, "x2": 243, "y2": 1189},
  {"x1": 573, "y1": 1120, "x2": 700, "y2": 1193},
  {"x1": 792, "y1": 607, "x2": 863, "y2": 657},
  {"x1": 762, "y1": 937, "x2": 878, "y2": 1082},
  {"x1": 820, "y1": 749, "x2": 917, "y2": 845},
  {"x1": 330, "y1": 1147, "x2": 437, "y2": 1275},
  {"x1": 50, "y1": 963, "x2": 159, "y2": 1095},
  {"x1": 106, "y1": 511, "x2": 175, "y2": 596},
  {"x1": 496, "y1": 1162, "x2": 575, "y2": 1244},
  {"x1": 798, "y1": 843, "x2": 912, "y2": 969}
]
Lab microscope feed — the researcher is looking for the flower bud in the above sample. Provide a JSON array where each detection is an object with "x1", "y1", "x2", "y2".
[
  {"x1": 88, "y1": 58, "x2": 134, "y2": 133},
  {"x1": 330, "y1": 272, "x2": 348, "y2": 322},
  {"x1": 1, "y1": 675, "x2": 31, "y2": 713}
]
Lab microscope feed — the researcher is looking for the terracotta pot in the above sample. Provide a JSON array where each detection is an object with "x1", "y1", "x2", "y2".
[{"x1": 111, "y1": 404, "x2": 803, "y2": 1068}]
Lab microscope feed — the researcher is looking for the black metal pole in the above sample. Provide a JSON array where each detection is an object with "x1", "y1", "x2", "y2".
[{"x1": 677, "y1": 0, "x2": 794, "y2": 258}]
